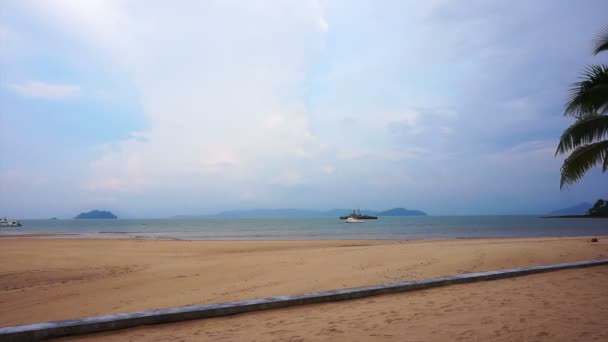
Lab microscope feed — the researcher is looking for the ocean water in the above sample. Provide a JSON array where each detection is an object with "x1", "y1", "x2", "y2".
[{"x1": 4, "y1": 216, "x2": 608, "y2": 240}]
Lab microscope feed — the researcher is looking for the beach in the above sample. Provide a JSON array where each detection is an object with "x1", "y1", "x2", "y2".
[
  {"x1": 1, "y1": 236, "x2": 607, "y2": 330},
  {"x1": 59, "y1": 265, "x2": 608, "y2": 341}
]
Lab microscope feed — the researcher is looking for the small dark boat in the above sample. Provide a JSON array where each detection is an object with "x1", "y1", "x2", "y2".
[{"x1": 339, "y1": 209, "x2": 378, "y2": 220}]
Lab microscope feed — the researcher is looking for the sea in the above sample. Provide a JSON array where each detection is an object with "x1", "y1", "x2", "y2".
[{"x1": 4, "y1": 216, "x2": 608, "y2": 240}]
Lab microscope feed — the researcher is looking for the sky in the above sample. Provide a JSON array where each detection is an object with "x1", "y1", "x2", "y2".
[{"x1": 1, "y1": 0, "x2": 607, "y2": 218}]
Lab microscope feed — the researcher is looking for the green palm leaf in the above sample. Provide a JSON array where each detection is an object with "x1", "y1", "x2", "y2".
[
  {"x1": 556, "y1": 114, "x2": 608, "y2": 155},
  {"x1": 559, "y1": 140, "x2": 608, "y2": 188},
  {"x1": 565, "y1": 64, "x2": 608, "y2": 117},
  {"x1": 593, "y1": 27, "x2": 608, "y2": 55}
]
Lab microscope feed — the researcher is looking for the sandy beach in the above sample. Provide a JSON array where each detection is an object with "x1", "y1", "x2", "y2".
[
  {"x1": 1, "y1": 236, "x2": 606, "y2": 330},
  {"x1": 59, "y1": 265, "x2": 608, "y2": 341}
]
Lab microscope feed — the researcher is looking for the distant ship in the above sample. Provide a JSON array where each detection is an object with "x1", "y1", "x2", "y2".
[
  {"x1": 339, "y1": 209, "x2": 378, "y2": 220},
  {"x1": 0, "y1": 217, "x2": 22, "y2": 227}
]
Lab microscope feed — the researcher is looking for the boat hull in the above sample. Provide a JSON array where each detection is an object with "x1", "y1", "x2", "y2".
[
  {"x1": 0, "y1": 220, "x2": 22, "y2": 227},
  {"x1": 339, "y1": 215, "x2": 378, "y2": 220}
]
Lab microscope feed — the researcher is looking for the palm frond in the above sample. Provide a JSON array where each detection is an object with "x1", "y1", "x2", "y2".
[
  {"x1": 560, "y1": 140, "x2": 608, "y2": 189},
  {"x1": 593, "y1": 27, "x2": 608, "y2": 55},
  {"x1": 556, "y1": 114, "x2": 608, "y2": 155},
  {"x1": 565, "y1": 64, "x2": 608, "y2": 117}
]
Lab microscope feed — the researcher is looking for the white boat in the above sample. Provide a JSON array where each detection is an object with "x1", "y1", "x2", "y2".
[
  {"x1": 0, "y1": 218, "x2": 22, "y2": 227},
  {"x1": 345, "y1": 217, "x2": 365, "y2": 223}
]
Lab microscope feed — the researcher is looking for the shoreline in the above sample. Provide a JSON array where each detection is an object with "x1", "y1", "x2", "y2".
[
  {"x1": 1, "y1": 232, "x2": 606, "y2": 241},
  {"x1": 541, "y1": 215, "x2": 608, "y2": 218},
  {"x1": 7, "y1": 215, "x2": 608, "y2": 242}
]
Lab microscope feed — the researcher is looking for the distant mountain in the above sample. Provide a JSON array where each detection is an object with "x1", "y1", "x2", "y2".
[
  {"x1": 171, "y1": 209, "x2": 374, "y2": 218},
  {"x1": 548, "y1": 202, "x2": 592, "y2": 216},
  {"x1": 75, "y1": 210, "x2": 117, "y2": 219},
  {"x1": 214, "y1": 209, "x2": 324, "y2": 218},
  {"x1": 378, "y1": 208, "x2": 427, "y2": 216},
  {"x1": 172, "y1": 214, "x2": 204, "y2": 219},
  {"x1": 174, "y1": 207, "x2": 426, "y2": 218},
  {"x1": 322, "y1": 209, "x2": 380, "y2": 217}
]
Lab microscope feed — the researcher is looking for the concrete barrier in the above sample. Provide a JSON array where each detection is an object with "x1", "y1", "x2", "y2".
[{"x1": 1, "y1": 259, "x2": 607, "y2": 342}]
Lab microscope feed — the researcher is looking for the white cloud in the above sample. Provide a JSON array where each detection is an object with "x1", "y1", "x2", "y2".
[
  {"x1": 0, "y1": 25, "x2": 16, "y2": 46},
  {"x1": 24, "y1": 1, "x2": 332, "y2": 204},
  {"x1": 4, "y1": 0, "x2": 608, "y2": 216},
  {"x1": 0, "y1": 169, "x2": 47, "y2": 186},
  {"x1": 439, "y1": 126, "x2": 453, "y2": 135},
  {"x1": 316, "y1": 16, "x2": 329, "y2": 33},
  {"x1": 6, "y1": 80, "x2": 81, "y2": 99},
  {"x1": 322, "y1": 165, "x2": 335, "y2": 174},
  {"x1": 272, "y1": 171, "x2": 305, "y2": 186}
]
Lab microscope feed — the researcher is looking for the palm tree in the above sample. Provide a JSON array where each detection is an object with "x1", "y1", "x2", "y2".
[
  {"x1": 556, "y1": 27, "x2": 608, "y2": 188},
  {"x1": 593, "y1": 27, "x2": 608, "y2": 55}
]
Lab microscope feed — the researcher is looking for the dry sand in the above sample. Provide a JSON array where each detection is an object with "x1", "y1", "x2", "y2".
[
  {"x1": 58, "y1": 265, "x2": 608, "y2": 342},
  {"x1": 0, "y1": 236, "x2": 606, "y2": 329}
]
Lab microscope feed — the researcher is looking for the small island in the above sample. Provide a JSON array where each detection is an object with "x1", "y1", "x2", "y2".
[{"x1": 75, "y1": 210, "x2": 117, "y2": 219}]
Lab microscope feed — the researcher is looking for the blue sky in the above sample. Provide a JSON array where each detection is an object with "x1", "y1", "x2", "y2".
[{"x1": 1, "y1": 0, "x2": 607, "y2": 218}]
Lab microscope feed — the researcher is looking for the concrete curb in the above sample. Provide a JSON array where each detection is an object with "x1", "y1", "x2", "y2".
[{"x1": 1, "y1": 259, "x2": 607, "y2": 341}]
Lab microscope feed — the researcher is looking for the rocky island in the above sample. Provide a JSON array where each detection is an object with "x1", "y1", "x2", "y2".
[{"x1": 75, "y1": 210, "x2": 117, "y2": 219}]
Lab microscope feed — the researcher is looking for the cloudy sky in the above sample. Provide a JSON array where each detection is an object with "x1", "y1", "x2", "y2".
[{"x1": 1, "y1": 0, "x2": 607, "y2": 218}]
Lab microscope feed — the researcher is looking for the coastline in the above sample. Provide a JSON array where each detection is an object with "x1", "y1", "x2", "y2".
[
  {"x1": 1, "y1": 236, "x2": 606, "y2": 327},
  {"x1": 7, "y1": 215, "x2": 608, "y2": 241},
  {"x1": 541, "y1": 215, "x2": 608, "y2": 218},
  {"x1": 1, "y1": 231, "x2": 607, "y2": 241}
]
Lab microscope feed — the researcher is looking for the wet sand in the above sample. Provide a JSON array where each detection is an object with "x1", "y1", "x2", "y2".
[
  {"x1": 0, "y1": 236, "x2": 606, "y2": 329},
  {"x1": 0, "y1": 233, "x2": 79, "y2": 238}
]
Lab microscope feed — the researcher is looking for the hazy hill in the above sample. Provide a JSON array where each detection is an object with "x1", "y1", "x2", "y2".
[
  {"x1": 214, "y1": 209, "x2": 324, "y2": 218},
  {"x1": 378, "y1": 208, "x2": 427, "y2": 216},
  {"x1": 548, "y1": 203, "x2": 592, "y2": 216},
  {"x1": 174, "y1": 208, "x2": 426, "y2": 218}
]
